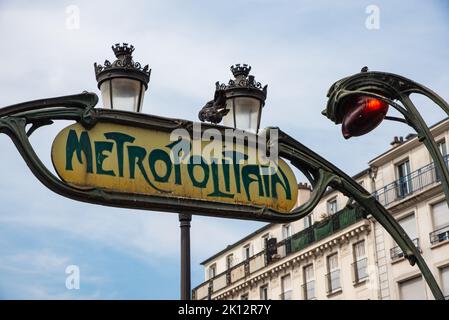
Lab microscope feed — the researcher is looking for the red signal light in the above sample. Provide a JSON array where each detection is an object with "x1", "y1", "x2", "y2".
[{"x1": 341, "y1": 95, "x2": 389, "y2": 139}]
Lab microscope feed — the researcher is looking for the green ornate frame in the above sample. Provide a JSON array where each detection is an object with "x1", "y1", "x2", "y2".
[{"x1": 0, "y1": 91, "x2": 444, "y2": 299}]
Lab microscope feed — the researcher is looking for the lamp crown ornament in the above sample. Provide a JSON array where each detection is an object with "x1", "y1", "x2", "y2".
[
  {"x1": 231, "y1": 63, "x2": 251, "y2": 77},
  {"x1": 112, "y1": 42, "x2": 135, "y2": 57}
]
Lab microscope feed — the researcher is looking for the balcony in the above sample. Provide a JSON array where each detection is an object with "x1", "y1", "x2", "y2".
[
  {"x1": 351, "y1": 258, "x2": 368, "y2": 284},
  {"x1": 430, "y1": 224, "x2": 449, "y2": 245},
  {"x1": 279, "y1": 290, "x2": 292, "y2": 300},
  {"x1": 373, "y1": 155, "x2": 449, "y2": 207},
  {"x1": 286, "y1": 207, "x2": 365, "y2": 254},
  {"x1": 390, "y1": 238, "x2": 420, "y2": 261},
  {"x1": 192, "y1": 206, "x2": 365, "y2": 300},
  {"x1": 301, "y1": 280, "x2": 316, "y2": 300},
  {"x1": 325, "y1": 270, "x2": 341, "y2": 295}
]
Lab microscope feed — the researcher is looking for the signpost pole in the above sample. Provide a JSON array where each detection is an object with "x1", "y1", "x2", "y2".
[{"x1": 179, "y1": 213, "x2": 192, "y2": 300}]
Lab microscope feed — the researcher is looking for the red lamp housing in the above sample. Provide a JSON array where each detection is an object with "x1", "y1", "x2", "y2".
[{"x1": 340, "y1": 95, "x2": 389, "y2": 139}]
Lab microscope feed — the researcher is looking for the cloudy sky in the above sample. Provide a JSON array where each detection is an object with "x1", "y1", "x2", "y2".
[{"x1": 0, "y1": 0, "x2": 448, "y2": 299}]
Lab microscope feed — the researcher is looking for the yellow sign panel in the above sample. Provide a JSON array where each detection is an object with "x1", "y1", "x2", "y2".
[{"x1": 51, "y1": 122, "x2": 298, "y2": 213}]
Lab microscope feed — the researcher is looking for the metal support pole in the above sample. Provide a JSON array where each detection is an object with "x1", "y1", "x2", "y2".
[{"x1": 179, "y1": 213, "x2": 192, "y2": 300}]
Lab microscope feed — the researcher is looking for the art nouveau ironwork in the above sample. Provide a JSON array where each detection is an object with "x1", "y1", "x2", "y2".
[{"x1": 0, "y1": 91, "x2": 444, "y2": 299}]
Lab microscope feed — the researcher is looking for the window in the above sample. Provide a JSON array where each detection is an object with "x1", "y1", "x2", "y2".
[
  {"x1": 440, "y1": 266, "x2": 449, "y2": 299},
  {"x1": 243, "y1": 244, "x2": 252, "y2": 260},
  {"x1": 240, "y1": 293, "x2": 249, "y2": 300},
  {"x1": 303, "y1": 264, "x2": 315, "y2": 300},
  {"x1": 327, "y1": 198, "x2": 338, "y2": 215},
  {"x1": 326, "y1": 253, "x2": 341, "y2": 294},
  {"x1": 399, "y1": 276, "x2": 426, "y2": 300},
  {"x1": 353, "y1": 241, "x2": 368, "y2": 283},
  {"x1": 432, "y1": 201, "x2": 449, "y2": 229},
  {"x1": 208, "y1": 264, "x2": 216, "y2": 279},
  {"x1": 391, "y1": 214, "x2": 419, "y2": 260},
  {"x1": 226, "y1": 254, "x2": 234, "y2": 269},
  {"x1": 430, "y1": 201, "x2": 449, "y2": 244},
  {"x1": 399, "y1": 214, "x2": 418, "y2": 240},
  {"x1": 397, "y1": 160, "x2": 412, "y2": 197},
  {"x1": 436, "y1": 140, "x2": 447, "y2": 182},
  {"x1": 438, "y1": 140, "x2": 447, "y2": 156},
  {"x1": 304, "y1": 215, "x2": 313, "y2": 229},
  {"x1": 261, "y1": 233, "x2": 270, "y2": 248},
  {"x1": 282, "y1": 224, "x2": 292, "y2": 239},
  {"x1": 260, "y1": 285, "x2": 269, "y2": 300},
  {"x1": 280, "y1": 274, "x2": 292, "y2": 300}
]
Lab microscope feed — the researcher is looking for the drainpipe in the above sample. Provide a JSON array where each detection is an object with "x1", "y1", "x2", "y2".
[{"x1": 368, "y1": 166, "x2": 383, "y2": 300}]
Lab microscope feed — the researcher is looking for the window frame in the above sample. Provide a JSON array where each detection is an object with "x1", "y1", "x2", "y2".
[
  {"x1": 437, "y1": 139, "x2": 447, "y2": 156},
  {"x1": 280, "y1": 273, "x2": 292, "y2": 300},
  {"x1": 327, "y1": 198, "x2": 338, "y2": 215},
  {"x1": 259, "y1": 284, "x2": 269, "y2": 300},
  {"x1": 226, "y1": 254, "x2": 234, "y2": 270},
  {"x1": 303, "y1": 264, "x2": 315, "y2": 300},
  {"x1": 439, "y1": 265, "x2": 449, "y2": 299},
  {"x1": 282, "y1": 224, "x2": 292, "y2": 239},
  {"x1": 208, "y1": 263, "x2": 216, "y2": 279},
  {"x1": 326, "y1": 252, "x2": 341, "y2": 294},
  {"x1": 353, "y1": 240, "x2": 368, "y2": 283},
  {"x1": 261, "y1": 233, "x2": 270, "y2": 249},
  {"x1": 396, "y1": 158, "x2": 412, "y2": 197},
  {"x1": 304, "y1": 215, "x2": 313, "y2": 229},
  {"x1": 243, "y1": 244, "x2": 252, "y2": 261},
  {"x1": 398, "y1": 275, "x2": 426, "y2": 300}
]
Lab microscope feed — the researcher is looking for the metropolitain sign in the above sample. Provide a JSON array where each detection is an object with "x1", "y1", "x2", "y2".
[{"x1": 51, "y1": 122, "x2": 298, "y2": 213}]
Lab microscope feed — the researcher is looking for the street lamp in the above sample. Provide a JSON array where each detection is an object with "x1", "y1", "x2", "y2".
[
  {"x1": 95, "y1": 43, "x2": 193, "y2": 299},
  {"x1": 323, "y1": 66, "x2": 449, "y2": 208},
  {"x1": 200, "y1": 64, "x2": 267, "y2": 133},
  {"x1": 94, "y1": 43, "x2": 151, "y2": 112}
]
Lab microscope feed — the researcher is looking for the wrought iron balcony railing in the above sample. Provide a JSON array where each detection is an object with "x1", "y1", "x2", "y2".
[
  {"x1": 373, "y1": 155, "x2": 449, "y2": 207},
  {"x1": 390, "y1": 238, "x2": 420, "y2": 261},
  {"x1": 429, "y1": 224, "x2": 449, "y2": 245},
  {"x1": 301, "y1": 280, "x2": 316, "y2": 300},
  {"x1": 192, "y1": 206, "x2": 365, "y2": 300}
]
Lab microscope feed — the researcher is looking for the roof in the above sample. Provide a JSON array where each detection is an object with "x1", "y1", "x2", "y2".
[
  {"x1": 369, "y1": 117, "x2": 449, "y2": 166},
  {"x1": 201, "y1": 223, "x2": 274, "y2": 265}
]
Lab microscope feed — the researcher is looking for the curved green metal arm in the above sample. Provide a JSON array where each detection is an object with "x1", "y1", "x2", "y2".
[
  {"x1": 324, "y1": 70, "x2": 449, "y2": 212},
  {"x1": 0, "y1": 92, "x2": 444, "y2": 299}
]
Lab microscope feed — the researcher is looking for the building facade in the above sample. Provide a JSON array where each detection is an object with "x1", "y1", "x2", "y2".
[{"x1": 192, "y1": 119, "x2": 449, "y2": 300}]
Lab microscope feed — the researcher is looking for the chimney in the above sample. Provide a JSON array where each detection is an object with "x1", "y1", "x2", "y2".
[
  {"x1": 390, "y1": 136, "x2": 404, "y2": 148},
  {"x1": 298, "y1": 182, "x2": 311, "y2": 190},
  {"x1": 296, "y1": 182, "x2": 312, "y2": 207}
]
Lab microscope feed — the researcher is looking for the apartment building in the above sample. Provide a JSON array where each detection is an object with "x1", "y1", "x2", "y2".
[{"x1": 192, "y1": 118, "x2": 449, "y2": 300}]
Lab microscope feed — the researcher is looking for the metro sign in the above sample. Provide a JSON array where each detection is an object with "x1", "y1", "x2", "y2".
[{"x1": 51, "y1": 122, "x2": 298, "y2": 213}]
